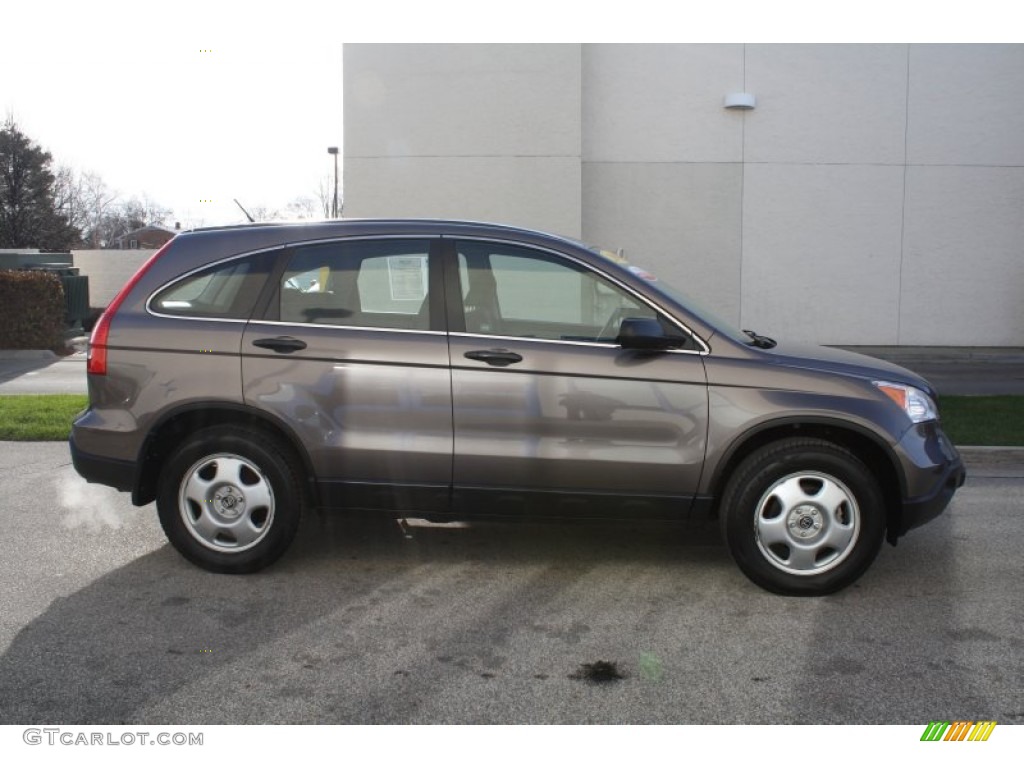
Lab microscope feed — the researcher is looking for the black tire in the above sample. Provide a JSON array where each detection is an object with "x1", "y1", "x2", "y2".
[
  {"x1": 156, "y1": 426, "x2": 304, "y2": 573},
  {"x1": 720, "y1": 438, "x2": 885, "y2": 596}
]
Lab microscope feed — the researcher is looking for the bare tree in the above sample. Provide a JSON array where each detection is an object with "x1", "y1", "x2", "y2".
[
  {"x1": 52, "y1": 167, "x2": 118, "y2": 247},
  {"x1": 50, "y1": 164, "x2": 173, "y2": 248},
  {"x1": 314, "y1": 175, "x2": 335, "y2": 218},
  {"x1": 284, "y1": 196, "x2": 321, "y2": 220},
  {"x1": 241, "y1": 194, "x2": 327, "y2": 223},
  {"x1": 51, "y1": 166, "x2": 84, "y2": 234},
  {"x1": 80, "y1": 194, "x2": 173, "y2": 248},
  {"x1": 79, "y1": 172, "x2": 119, "y2": 246},
  {"x1": 245, "y1": 204, "x2": 274, "y2": 222}
]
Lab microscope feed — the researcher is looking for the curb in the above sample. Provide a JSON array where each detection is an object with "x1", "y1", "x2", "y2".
[
  {"x1": 838, "y1": 346, "x2": 1024, "y2": 365},
  {"x1": 958, "y1": 446, "x2": 1024, "y2": 466},
  {"x1": 0, "y1": 350, "x2": 58, "y2": 361}
]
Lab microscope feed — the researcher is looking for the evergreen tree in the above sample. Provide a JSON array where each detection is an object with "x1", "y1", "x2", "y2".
[{"x1": 0, "y1": 119, "x2": 80, "y2": 250}]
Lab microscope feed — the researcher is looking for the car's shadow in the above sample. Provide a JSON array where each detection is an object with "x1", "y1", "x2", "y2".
[
  {"x1": 292, "y1": 512, "x2": 723, "y2": 565},
  {"x1": 0, "y1": 513, "x2": 730, "y2": 724}
]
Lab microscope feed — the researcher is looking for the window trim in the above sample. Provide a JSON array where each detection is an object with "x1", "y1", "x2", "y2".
[{"x1": 244, "y1": 319, "x2": 448, "y2": 337}]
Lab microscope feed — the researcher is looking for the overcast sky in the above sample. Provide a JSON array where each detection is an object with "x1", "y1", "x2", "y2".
[
  {"x1": 3, "y1": 14, "x2": 344, "y2": 228},
  {"x1": 3, "y1": 2, "x2": 1006, "y2": 230}
]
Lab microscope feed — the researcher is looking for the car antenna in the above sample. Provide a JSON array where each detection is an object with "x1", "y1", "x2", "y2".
[{"x1": 233, "y1": 198, "x2": 256, "y2": 223}]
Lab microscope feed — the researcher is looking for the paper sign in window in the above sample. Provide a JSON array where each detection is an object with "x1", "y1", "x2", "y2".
[{"x1": 387, "y1": 255, "x2": 428, "y2": 301}]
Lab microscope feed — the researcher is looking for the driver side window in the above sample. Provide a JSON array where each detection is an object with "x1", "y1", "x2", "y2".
[{"x1": 456, "y1": 242, "x2": 657, "y2": 342}]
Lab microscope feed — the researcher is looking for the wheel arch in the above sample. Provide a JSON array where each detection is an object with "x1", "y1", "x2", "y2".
[
  {"x1": 706, "y1": 417, "x2": 905, "y2": 543},
  {"x1": 132, "y1": 401, "x2": 317, "y2": 508}
]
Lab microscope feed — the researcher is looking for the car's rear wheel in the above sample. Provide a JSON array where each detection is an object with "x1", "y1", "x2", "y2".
[
  {"x1": 720, "y1": 438, "x2": 885, "y2": 596},
  {"x1": 156, "y1": 427, "x2": 304, "y2": 573}
]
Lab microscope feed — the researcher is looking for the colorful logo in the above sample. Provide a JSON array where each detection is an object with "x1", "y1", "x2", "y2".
[{"x1": 920, "y1": 721, "x2": 997, "y2": 742}]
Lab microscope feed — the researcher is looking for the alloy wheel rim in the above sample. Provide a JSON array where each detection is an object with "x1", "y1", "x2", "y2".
[
  {"x1": 753, "y1": 471, "x2": 860, "y2": 576},
  {"x1": 178, "y1": 453, "x2": 275, "y2": 552}
]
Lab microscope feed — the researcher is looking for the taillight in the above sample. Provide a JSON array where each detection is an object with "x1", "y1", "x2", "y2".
[{"x1": 87, "y1": 242, "x2": 173, "y2": 375}]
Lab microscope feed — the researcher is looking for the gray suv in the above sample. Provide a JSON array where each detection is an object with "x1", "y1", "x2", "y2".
[{"x1": 70, "y1": 219, "x2": 965, "y2": 595}]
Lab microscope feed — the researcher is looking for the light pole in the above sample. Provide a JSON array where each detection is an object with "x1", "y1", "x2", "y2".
[{"x1": 327, "y1": 146, "x2": 339, "y2": 218}]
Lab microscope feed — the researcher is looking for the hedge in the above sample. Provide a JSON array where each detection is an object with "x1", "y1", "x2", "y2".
[{"x1": 0, "y1": 270, "x2": 66, "y2": 350}]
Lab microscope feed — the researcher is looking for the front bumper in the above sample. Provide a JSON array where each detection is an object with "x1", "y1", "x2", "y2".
[
  {"x1": 898, "y1": 456, "x2": 966, "y2": 536},
  {"x1": 889, "y1": 422, "x2": 966, "y2": 542}
]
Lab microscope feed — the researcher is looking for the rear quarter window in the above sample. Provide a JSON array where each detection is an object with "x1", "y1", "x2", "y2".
[{"x1": 150, "y1": 251, "x2": 276, "y2": 319}]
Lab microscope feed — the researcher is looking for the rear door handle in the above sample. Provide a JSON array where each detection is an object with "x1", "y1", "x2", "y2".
[
  {"x1": 464, "y1": 349, "x2": 523, "y2": 367},
  {"x1": 252, "y1": 336, "x2": 307, "y2": 353}
]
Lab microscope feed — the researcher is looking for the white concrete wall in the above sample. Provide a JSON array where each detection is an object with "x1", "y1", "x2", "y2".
[
  {"x1": 72, "y1": 250, "x2": 155, "y2": 307},
  {"x1": 900, "y1": 167, "x2": 1024, "y2": 345},
  {"x1": 737, "y1": 44, "x2": 1024, "y2": 346},
  {"x1": 899, "y1": 45, "x2": 1024, "y2": 346},
  {"x1": 741, "y1": 164, "x2": 906, "y2": 345},
  {"x1": 582, "y1": 45, "x2": 745, "y2": 325},
  {"x1": 344, "y1": 43, "x2": 1024, "y2": 346},
  {"x1": 583, "y1": 44, "x2": 745, "y2": 163}
]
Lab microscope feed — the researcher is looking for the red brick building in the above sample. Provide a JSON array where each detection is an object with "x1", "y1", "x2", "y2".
[{"x1": 112, "y1": 225, "x2": 177, "y2": 249}]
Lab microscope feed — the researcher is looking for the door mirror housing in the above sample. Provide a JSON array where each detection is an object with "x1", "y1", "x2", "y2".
[{"x1": 616, "y1": 317, "x2": 677, "y2": 350}]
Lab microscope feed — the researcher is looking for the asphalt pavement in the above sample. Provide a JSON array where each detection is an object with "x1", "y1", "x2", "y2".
[{"x1": 0, "y1": 441, "x2": 1020, "y2": 724}]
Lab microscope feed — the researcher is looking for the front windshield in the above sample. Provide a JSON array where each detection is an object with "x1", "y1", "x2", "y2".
[{"x1": 588, "y1": 244, "x2": 752, "y2": 345}]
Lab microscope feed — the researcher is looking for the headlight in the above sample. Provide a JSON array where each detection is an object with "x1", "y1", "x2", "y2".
[{"x1": 873, "y1": 381, "x2": 938, "y2": 423}]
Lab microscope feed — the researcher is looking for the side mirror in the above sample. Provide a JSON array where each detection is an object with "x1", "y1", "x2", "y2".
[{"x1": 616, "y1": 317, "x2": 676, "y2": 350}]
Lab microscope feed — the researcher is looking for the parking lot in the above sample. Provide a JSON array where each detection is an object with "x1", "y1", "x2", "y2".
[{"x1": 0, "y1": 441, "x2": 1019, "y2": 724}]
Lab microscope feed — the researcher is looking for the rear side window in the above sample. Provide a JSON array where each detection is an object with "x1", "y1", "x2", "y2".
[
  {"x1": 277, "y1": 239, "x2": 433, "y2": 330},
  {"x1": 151, "y1": 251, "x2": 276, "y2": 319}
]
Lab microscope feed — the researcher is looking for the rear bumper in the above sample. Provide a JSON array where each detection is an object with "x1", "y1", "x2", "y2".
[{"x1": 69, "y1": 433, "x2": 135, "y2": 493}]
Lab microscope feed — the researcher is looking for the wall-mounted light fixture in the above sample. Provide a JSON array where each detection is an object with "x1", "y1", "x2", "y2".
[{"x1": 724, "y1": 93, "x2": 756, "y2": 110}]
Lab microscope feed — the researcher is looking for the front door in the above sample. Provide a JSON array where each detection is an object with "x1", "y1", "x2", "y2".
[{"x1": 446, "y1": 239, "x2": 708, "y2": 519}]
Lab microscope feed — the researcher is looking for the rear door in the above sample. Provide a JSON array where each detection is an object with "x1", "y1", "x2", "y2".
[
  {"x1": 445, "y1": 239, "x2": 708, "y2": 519},
  {"x1": 241, "y1": 236, "x2": 452, "y2": 513}
]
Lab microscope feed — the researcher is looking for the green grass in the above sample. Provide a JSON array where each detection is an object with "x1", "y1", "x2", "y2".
[
  {"x1": 939, "y1": 395, "x2": 1024, "y2": 447},
  {"x1": 0, "y1": 393, "x2": 1021, "y2": 446},
  {"x1": 0, "y1": 395, "x2": 88, "y2": 441}
]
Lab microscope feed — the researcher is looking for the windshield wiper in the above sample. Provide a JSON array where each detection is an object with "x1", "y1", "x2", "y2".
[{"x1": 743, "y1": 329, "x2": 777, "y2": 349}]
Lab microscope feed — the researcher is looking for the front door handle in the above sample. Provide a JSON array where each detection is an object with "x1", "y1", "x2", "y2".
[
  {"x1": 464, "y1": 349, "x2": 523, "y2": 367},
  {"x1": 252, "y1": 336, "x2": 307, "y2": 354}
]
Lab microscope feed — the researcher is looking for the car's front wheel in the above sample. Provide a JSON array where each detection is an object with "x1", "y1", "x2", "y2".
[
  {"x1": 156, "y1": 427, "x2": 304, "y2": 573},
  {"x1": 720, "y1": 438, "x2": 885, "y2": 596}
]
